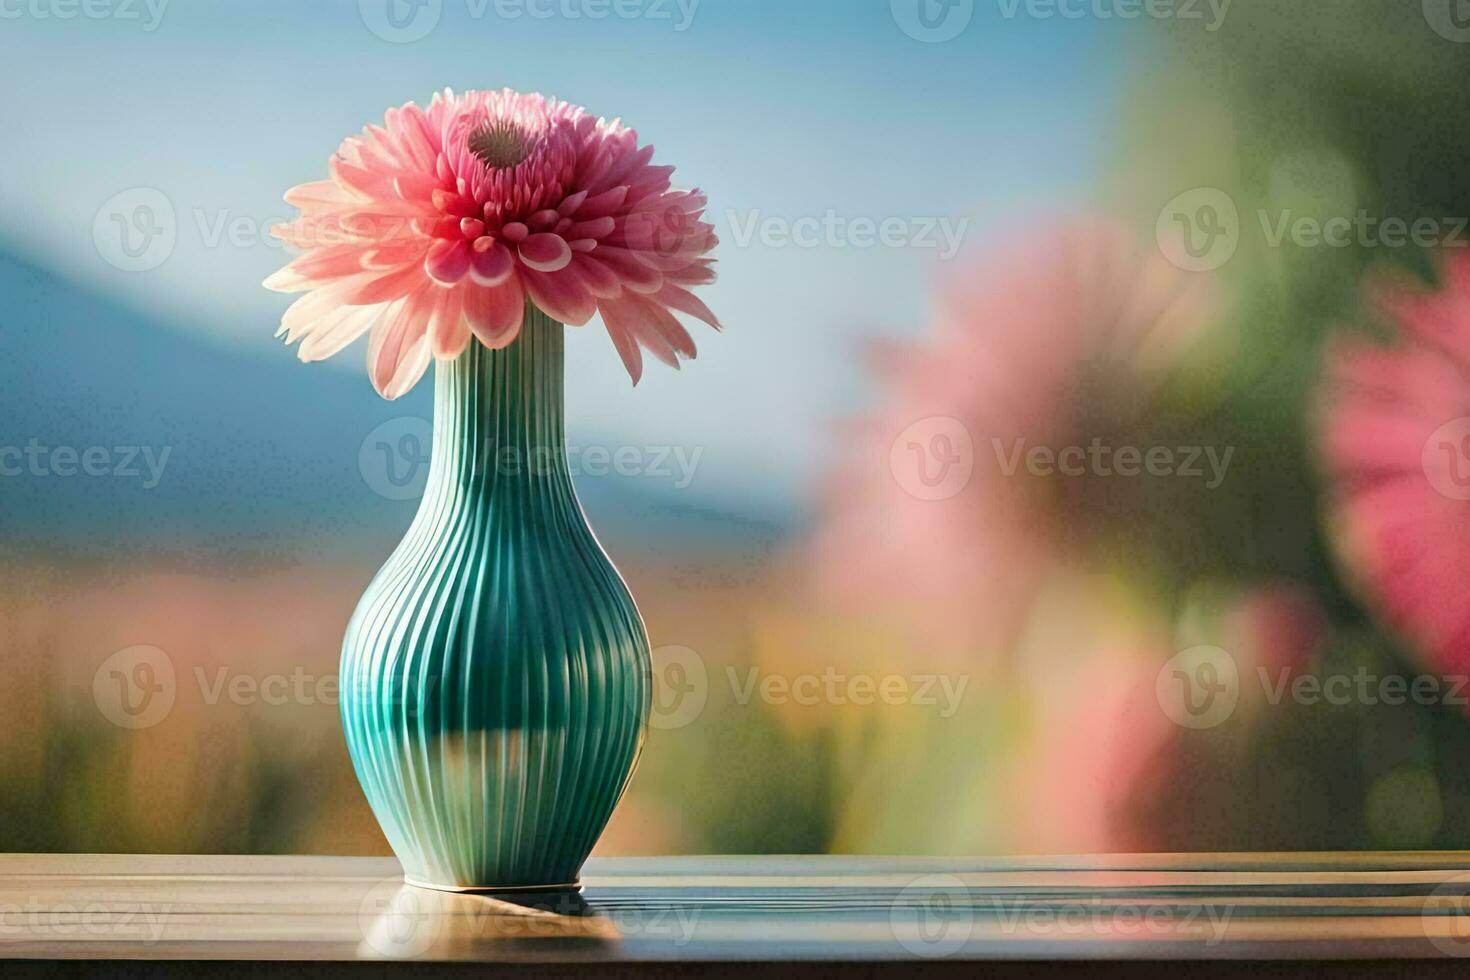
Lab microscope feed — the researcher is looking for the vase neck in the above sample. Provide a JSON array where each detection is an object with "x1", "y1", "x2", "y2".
[{"x1": 426, "y1": 306, "x2": 573, "y2": 503}]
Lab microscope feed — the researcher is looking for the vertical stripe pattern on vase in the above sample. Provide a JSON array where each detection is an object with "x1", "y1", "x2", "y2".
[{"x1": 340, "y1": 307, "x2": 652, "y2": 891}]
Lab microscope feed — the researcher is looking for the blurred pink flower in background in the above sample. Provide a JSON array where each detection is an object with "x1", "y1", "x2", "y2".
[
  {"x1": 780, "y1": 572, "x2": 1181, "y2": 855},
  {"x1": 1225, "y1": 583, "x2": 1326, "y2": 676},
  {"x1": 1319, "y1": 251, "x2": 1470, "y2": 677},
  {"x1": 811, "y1": 219, "x2": 1215, "y2": 665},
  {"x1": 1000, "y1": 576, "x2": 1178, "y2": 854},
  {"x1": 764, "y1": 219, "x2": 1221, "y2": 853}
]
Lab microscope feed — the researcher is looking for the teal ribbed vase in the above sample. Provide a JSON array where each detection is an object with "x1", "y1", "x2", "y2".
[{"x1": 340, "y1": 309, "x2": 651, "y2": 892}]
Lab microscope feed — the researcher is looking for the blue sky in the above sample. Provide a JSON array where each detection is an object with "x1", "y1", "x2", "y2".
[{"x1": 0, "y1": 0, "x2": 1128, "y2": 514}]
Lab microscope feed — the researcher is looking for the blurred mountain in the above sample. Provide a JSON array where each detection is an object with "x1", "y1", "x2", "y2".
[{"x1": 0, "y1": 244, "x2": 785, "y2": 562}]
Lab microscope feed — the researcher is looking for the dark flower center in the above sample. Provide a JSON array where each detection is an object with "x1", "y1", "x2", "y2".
[{"x1": 468, "y1": 121, "x2": 532, "y2": 170}]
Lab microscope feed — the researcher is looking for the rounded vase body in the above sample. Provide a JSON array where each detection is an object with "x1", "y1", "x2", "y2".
[{"x1": 340, "y1": 313, "x2": 651, "y2": 891}]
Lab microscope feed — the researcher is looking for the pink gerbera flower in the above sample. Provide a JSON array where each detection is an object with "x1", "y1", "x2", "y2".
[
  {"x1": 1319, "y1": 250, "x2": 1470, "y2": 675},
  {"x1": 265, "y1": 88, "x2": 719, "y2": 397}
]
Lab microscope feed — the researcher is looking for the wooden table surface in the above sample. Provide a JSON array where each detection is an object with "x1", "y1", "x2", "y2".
[{"x1": 5, "y1": 852, "x2": 1470, "y2": 976}]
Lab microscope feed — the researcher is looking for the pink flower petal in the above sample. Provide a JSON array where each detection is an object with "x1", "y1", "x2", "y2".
[
  {"x1": 666, "y1": 260, "x2": 717, "y2": 287},
  {"x1": 297, "y1": 303, "x2": 387, "y2": 362},
  {"x1": 571, "y1": 254, "x2": 623, "y2": 299},
  {"x1": 558, "y1": 189, "x2": 588, "y2": 216},
  {"x1": 469, "y1": 240, "x2": 515, "y2": 286},
  {"x1": 385, "y1": 334, "x2": 432, "y2": 400},
  {"x1": 601, "y1": 293, "x2": 687, "y2": 367},
  {"x1": 655, "y1": 282, "x2": 721, "y2": 329},
  {"x1": 344, "y1": 263, "x2": 425, "y2": 305},
  {"x1": 522, "y1": 267, "x2": 597, "y2": 326},
  {"x1": 568, "y1": 216, "x2": 616, "y2": 240},
  {"x1": 577, "y1": 185, "x2": 630, "y2": 219},
  {"x1": 593, "y1": 245, "x2": 663, "y2": 294},
  {"x1": 519, "y1": 233, "x2": 573, "y2": 273},
  {"x1": 331, "y1": 156, "x2": 391, "y2": 198},
  {"x1": 430, "y1": 287, "x2": 469, "y2": 359},
  {"x1": 464, "y1": 275, "x2": 526, "y2": 349},
  {"x1": 393, "y1": 174, "x2": 439, "y2": 201},
  {"x1": 368, "y1": 289, "x2": 435, "y2": 399},
  {"x1": 637, "y1": 295, "x2": 698, "y2": 359},
  {"x1": 281, "y1": 277, "x2": 372, "y2": 336},
  {"x1": 283, "y1": 180, "x2": 353, "y2": 211},
  {"x1": 425, "y1": 238, "x2": 472, "y2": 285},
  {"x1": 598, "y1": 303, "x2": 644, "y2": 385}
]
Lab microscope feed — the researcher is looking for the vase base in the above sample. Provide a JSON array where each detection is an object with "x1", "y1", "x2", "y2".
[{"x1": 404, "y1": 876, "x2": 583, "y2": 897}]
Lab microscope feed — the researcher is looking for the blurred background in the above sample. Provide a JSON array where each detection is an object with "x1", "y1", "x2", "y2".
[{"x1": 5, "y1": 0, "x2": 1470, "y2": 856}]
